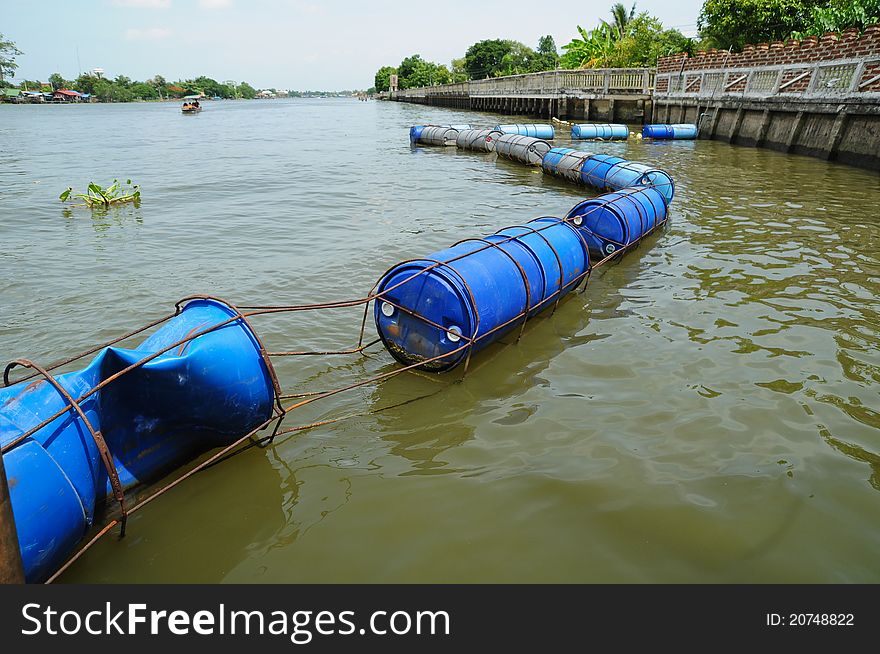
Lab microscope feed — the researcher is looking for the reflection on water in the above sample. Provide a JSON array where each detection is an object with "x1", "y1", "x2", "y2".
[{"x1": 1, "y1": 99, "x2": 879, "y2": 583}]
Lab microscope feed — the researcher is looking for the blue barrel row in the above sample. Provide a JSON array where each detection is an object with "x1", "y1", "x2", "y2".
[
  {"x1": 374, "y1": 186, "x2": 668, "y2": 372},
  {"x1": 642, "y1": 123, "x2": 698, "y2": 139},
  {"x1": 410, "y1": 124, "x2": 675, "y2": 203},
  {"x1": 543, "y1": 148, "x2": 675, "y2": 204}
]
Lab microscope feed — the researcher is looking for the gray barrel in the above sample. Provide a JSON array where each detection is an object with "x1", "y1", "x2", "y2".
[
  {"x1": 542, "y1": 148, "x2": 596, "y2": 184},
  {"x1": 418, "y1": 126, "x2": 459, "y2": 146},
  {"x1": 456, "y1": 128, "x2": 503, "y2": 152},
  {"x1": 494, "y1": 134, "x2": 551, "y2": 166}
]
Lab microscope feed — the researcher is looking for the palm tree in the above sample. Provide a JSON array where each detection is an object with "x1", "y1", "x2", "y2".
[{"x1": 610, "y1": 2, "x2": 637, "y2": 40}]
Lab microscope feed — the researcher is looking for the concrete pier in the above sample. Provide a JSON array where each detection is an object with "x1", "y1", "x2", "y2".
[
  {"x1": 654, "y1": 27, "x2": 880, "y2": 170},
  {"x1": 389, "y1": 69, "x2": 654, "y2": 124},
  {"x1": 387, "y1": 26, "x2": 880, "y2": 170}
]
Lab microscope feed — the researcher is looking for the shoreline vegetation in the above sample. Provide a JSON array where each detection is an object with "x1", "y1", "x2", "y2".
[
  {"x1": 0, "y1": 34, "x2": 362, "y2": 103},
  {"x1": 372, "y1": 0, "x2": 880, "y2": 92}
]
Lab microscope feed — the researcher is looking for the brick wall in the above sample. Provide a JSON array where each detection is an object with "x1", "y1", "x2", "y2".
[{"x1": 657, "y1": 25, "x2": 880, "y2": 73}]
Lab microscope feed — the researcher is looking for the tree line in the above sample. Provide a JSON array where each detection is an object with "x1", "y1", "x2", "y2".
[
  {"x1": 372, "y1": 0, "x2": 880, "y2": 91},
  {"x1": 7, "y1": 70, "x2": 259, "y2": 101}
]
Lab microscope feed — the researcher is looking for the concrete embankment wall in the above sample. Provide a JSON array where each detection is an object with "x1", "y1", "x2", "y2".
[{"x1": 654, "y1": 26, "x2": 880, "y2": 170}]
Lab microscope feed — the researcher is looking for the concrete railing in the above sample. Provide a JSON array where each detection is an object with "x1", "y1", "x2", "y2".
[
  {"x1": 655, "y1": 55, "x2": 880, "y2": 100},
  {"x1": 393, "y1": 68, "x2": 654, "y2": 98}
]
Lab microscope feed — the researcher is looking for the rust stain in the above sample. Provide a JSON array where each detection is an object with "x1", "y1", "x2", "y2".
[
  {"x1": 176, "y1": 321, "x2": 209, "y2": 356},
  {"x1": 2, "y1": 378, "x2": 46, "y2": 409}
]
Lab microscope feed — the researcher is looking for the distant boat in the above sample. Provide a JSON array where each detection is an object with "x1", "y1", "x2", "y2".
[{"x1": 181, "y1": 94, "x2": 203, "y2": 113}]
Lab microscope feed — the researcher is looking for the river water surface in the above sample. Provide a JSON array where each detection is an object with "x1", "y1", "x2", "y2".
[{"x1": 1, "y1": 98, "x2": 879, "y2": 582}]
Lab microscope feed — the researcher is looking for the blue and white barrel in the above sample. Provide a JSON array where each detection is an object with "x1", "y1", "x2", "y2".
[
  {"x1": 494, "y1": 123, "x2": 555, "y2": 139},
  {"x1": 374, "y1": 218, "x2": 589, "y2": 371},
  {"x1": 571, "y1": 124, "x2": 629, "y2": 140}
]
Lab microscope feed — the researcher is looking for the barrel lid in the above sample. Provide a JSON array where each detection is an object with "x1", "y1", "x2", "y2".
[{"x1": 375, "y1": 261, "x2": 475, "y2": 371}]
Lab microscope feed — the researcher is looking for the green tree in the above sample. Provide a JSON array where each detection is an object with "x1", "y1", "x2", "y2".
[
  {"x1": 20, "y1": 79, "x2": 50, "y2": 91},
  {"x1": 130, "y1": 82, "x2": 158, "y2": 100},
  {"x1": 93, "y1": 79, "x2": 133, "y2": 102},
  {"x1": 610, "y1": 2, "x2": 637, "y2": 39},
  {"x1": 0, "y1": 33, "x2": 22, "y2": 86},
  {"x1": 74, "y1": 73, "x2": 97, "y2": 95},
  {"x1": 48, "y1": 73, "x2": 67, "y2": 90},
  {"x1": 374, "y1": 65, "x2": 397, "y2": 92},
  {"x1": 237, "y1": 81, "x2": 257, "y2": 99},
  {"x1": 698, "y1": 0, "x2": 825, "y2": 50},
  {"x1": 560, "y1": 23, "x2": 617, "y2": 68},
  {"x1": 796, "y1": 0, "x2": 880, "y2": 36},
  {"x1": 464, "y1": 39, "x2": 513, "y2": 79},
  {"x1": 450, "y1": 57, "x2": 469, "y2": 82},
  {"x1": 498, "y1": 41, "x2": 538, "y2": 76},
  {"x1": 114, "y1": 74, "x2": 132, "y2": 88},
  {"x1": 535, "y1": 35, "x2": 559, "y2": 70},
  {"x1": 397, "y1": 54, "x2": 449, "y2": 88}
]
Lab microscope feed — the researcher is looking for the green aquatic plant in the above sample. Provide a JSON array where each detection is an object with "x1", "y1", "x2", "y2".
[{"x1": 60, "y1": 179, "x2": 140, "y2": 208}]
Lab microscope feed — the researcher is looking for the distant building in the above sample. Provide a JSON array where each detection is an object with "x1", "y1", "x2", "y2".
[{"x1": 52, "y1": 89, "x2": 84, "y2": 102}]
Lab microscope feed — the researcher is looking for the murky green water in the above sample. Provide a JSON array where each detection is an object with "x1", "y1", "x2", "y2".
[{"x1": 2, "y1": 98, "x2": 879, "y2": 582}]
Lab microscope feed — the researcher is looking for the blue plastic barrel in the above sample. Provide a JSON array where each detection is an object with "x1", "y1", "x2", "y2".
[
  {"x1": 541, "y1": 147, "x2": 575, "y2": 175},
  {"x1": 580, "y1": 153, "x2": 628, "y2": 189},
  {"x1": 565, "y1": 187, "x2": 668, "y2": 259},
  {"x1": 495, "y1": 124, "x2": 555, "y2": 139},
  {"x1": 374, "y1": 217, "x2": 589, "y2": 371},
  {"x1": 579, "y1": 153, "x2": 675, "y2": 204},
  {"x1": 0, "y1": 298, "x2": 276, "y2": 582},
  {"x1": 541, "y1": 148, "x2": 595, "y2": 185},
  {"x1": 410, "y1": 125, "x2": 426, "y2": 142},
  {"x1": 642, "y1": 123, "x2": 698, "y2": 139},
  {"x1": 571, "y1": 124, "x2": 629, "y2": 140}
]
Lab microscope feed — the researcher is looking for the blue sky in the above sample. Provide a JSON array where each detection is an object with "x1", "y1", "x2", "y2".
[{"x1": 3, "y1": 0, "x2": 704, "y2": 89}]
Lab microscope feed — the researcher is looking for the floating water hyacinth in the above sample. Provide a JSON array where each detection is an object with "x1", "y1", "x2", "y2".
[{"x1": 60, "y1": 179, "x2": 141, "y2": 208}]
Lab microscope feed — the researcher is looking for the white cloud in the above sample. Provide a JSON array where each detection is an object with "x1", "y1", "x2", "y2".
[
  {"x1": 125, "y1": 27, "x2": 172, "y2": 40},
  {"x1": 198, "y1": 0, "x2": 232, "y2": 8},
  {"x1": 111, "y1": 0, "x2": 172, "y2": 8}
]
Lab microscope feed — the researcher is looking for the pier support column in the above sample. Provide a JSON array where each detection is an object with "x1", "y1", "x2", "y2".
[
  {"x1": 707, "y1": 104, "x2": 722, "y2": 138},
  {"x1": 728, "y1": 107, "x2": 744, "y2": 143},
  {"x1": 0, "y1": 452, "x2": 24, "y2": 584},
  {"x1": 608, "y1": 98, "x2": 616, "y2": 122},
  {"x1": 755, "y1": 109, "x2": 772, "y2": 146},
  {"x1": 584, "y1": 99, "x2": 591, "y2": 121},
  {"x1": 825, "y1": 110, "x2": 848, "y2": 160},
  {"x1": 786, "y1": 111, "x2": 806, "y2": 153}
]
